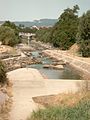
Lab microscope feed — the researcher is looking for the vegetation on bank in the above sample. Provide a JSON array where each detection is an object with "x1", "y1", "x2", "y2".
[
  {"x1": 0, "y1": 60, "x2": 7, "y2": 84},
  {"x1": 50, "y1": 5, "x2": 79, "y2": 50},
  {"x1": 36, "y1": 5, "x2": 80, "y2": 49},
  {"x1": 28, "y1": 92, "x2": 90, "y2": 120},
  {"x1": 19, "y1": 26, "x2": 37, "y2": 33},
  {"x1": 77, "y1": 10, "x2": 90, "y2": 57},
  {"x1": 28, "y1": 102, "x2": 90, "y2": 120},
  {"x1": 36, "y1": 5, "x2": 90, "y2": 57},
  {"x1": 0, "y1": 21, "x2": 21, "y2": 46},
  {"x1": 36, "y1": 28, "x2": 52, "y2": 43}
]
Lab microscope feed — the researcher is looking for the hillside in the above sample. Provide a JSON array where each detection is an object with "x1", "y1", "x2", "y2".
[{"x1": 14, "y1": 19, "x2": 58, "y2": 27}]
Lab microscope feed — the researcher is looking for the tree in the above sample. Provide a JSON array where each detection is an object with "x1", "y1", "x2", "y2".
[
  {"x1": 50, "y1": 5, "x2": 79, "y2": 49},
  {"x1": 2, "y1": 21, "x2": 18, "y2": 31},
  {"x1": 2, "y1": 21, "x2": 21, "y2": 43},
  {"x1": 19, "y1": 27, "x2": 37, "y2": 33},
  {"x1": 0, "y1": 26, "x2": 19, "y2": 46},
  {"x1": 77, "y1": 10, "x2": 90, "y2": 57},
  {"x1": 0, "y1": 60, "x2": 7, "y2": 84}
]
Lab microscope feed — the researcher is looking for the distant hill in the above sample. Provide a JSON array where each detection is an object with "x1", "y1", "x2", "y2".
[
  {"x1": 0, "y1": 21, "x2": 4, "y2": 25},
  {"x1": 14, "y1": 19, "x2": 58, "y2": 27}
]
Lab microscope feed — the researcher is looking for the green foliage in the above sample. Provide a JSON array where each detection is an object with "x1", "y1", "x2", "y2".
[
  {"x1": 0, "y1": 21, "x2": 21, "y2": 46},
  {"x1": 19, "y1": 27, "x2": 37, "y2": 33},
  {"x1": 3, "y1": 21, "x2": 18, "y2": 30},
  {"x1": 0, "y1": 61, "x2": 7, "y2": 84},
  {"x1": 51, "y1": 5, "x2": 79, "y2": 49},
  {"x1": 77, "y1": 11, "x2": 90, "y2": 57},
  {"x1": 36, "y1": 5, "x2": 79, "y2": 50},
  {"x1": 36, "y1": 28, "x2": 52, "y2": 43},
  {"x1": 0, "y1": 26, "x2": 19, "y2": 46},
  {"x1": 2, "y1": 21, "x2": 20, "y2": 37},
  {"x1": 28, "y1": 99, "x2": 90, "y2": 120}
]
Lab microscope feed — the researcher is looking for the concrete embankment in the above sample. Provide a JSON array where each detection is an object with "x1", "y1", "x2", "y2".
[{"x1": 43, "y1": 50, "x2": 90, "y2": 80}]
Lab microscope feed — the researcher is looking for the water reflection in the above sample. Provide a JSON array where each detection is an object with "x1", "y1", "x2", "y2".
[
  {"x1": 30, "y1": 51, "x2": 82, "y2": 80},
  {"x1": 29, "y1": 64, "x2": 81, "y2": 80}
]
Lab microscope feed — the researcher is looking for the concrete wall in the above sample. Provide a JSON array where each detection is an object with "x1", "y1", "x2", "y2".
[{"x1": 60, "y1": 54, "x2": 90, "y2": 80}]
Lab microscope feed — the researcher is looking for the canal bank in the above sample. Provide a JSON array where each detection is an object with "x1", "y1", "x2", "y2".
[{"x1": 43, "y1": 50, "x2": 90, "y2": 80}]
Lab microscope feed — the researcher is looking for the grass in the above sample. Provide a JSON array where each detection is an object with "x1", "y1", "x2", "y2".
[{"x1": 27, "y1": 92, "x2": 90, "y2": 120}]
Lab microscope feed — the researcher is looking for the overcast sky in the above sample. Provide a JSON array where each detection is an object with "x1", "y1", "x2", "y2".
[{"x1": 0, "y1": 0, "x2": 90, "y2": 21}]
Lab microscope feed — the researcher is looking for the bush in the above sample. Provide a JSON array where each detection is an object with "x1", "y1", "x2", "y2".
[
  {"x1": 0, "y1": 26, "x2": 19, "y2": 46},
  {"x1": 0, "y1": 60, "x2": 7, "y2": 84}
]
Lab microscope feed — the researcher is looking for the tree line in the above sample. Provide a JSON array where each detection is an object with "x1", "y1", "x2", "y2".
[{"x1": 0, "y1": 5, "x2": 89, "y2": 57}]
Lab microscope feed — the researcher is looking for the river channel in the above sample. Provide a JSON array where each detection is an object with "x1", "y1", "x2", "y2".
[{"x1": 29, "y1": 51, "x2": 82, "y2": 80}]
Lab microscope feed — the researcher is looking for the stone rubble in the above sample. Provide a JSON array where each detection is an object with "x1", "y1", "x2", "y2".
[{"x1": 2, "y1": 56, "x2": 42, "y2": 72}]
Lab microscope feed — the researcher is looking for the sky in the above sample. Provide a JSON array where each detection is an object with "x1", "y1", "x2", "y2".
[{"x1": 0, "y1": 0, "x2": 90, "y2": 21}]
